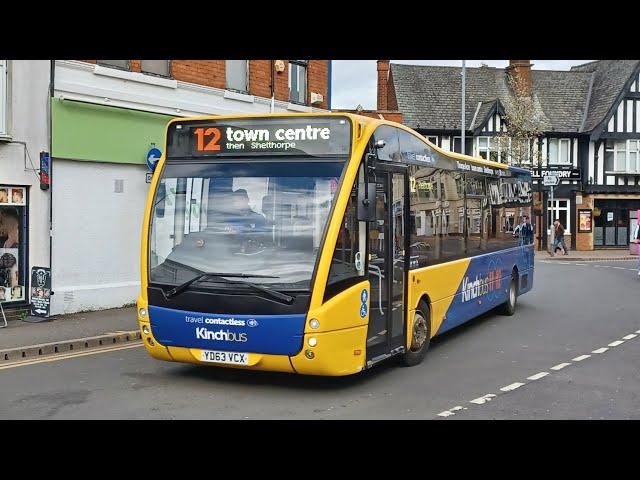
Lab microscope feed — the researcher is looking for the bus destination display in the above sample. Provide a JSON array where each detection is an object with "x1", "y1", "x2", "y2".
[{"x1": 167, "y1": 116, "x2": 352, "y2": 158}]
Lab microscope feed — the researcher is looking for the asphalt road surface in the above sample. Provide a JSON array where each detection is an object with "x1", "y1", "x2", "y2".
[{"x1": 1, "y1": 260, "x2": 638, "y2": 419}]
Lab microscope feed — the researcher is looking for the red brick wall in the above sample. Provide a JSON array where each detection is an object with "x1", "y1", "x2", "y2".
[
  {"x1": 248, "y1": 60, "x2": 272, "y2": 98},
  {"x1": 172, "y1": 60, "x2": 226, "y2": 89},
  {"x1": 79, "y1": 60, "x2": 329, "y2": 108},
  {"x1": 307, "y1": 60, "x2": 329, "y2": 110}
]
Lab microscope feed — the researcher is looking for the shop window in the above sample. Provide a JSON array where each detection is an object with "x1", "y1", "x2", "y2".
[
  {"x1": 547, "y1": 199, "x2": 570, "y2": 234},
  {"x1": 0, "y1": 186, "x2": 27, "y2": 304}
]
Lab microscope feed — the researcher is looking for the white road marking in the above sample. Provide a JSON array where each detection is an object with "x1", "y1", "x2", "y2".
[
  {"x1": 558, "y1": 262, "x2": 571, "y2": 265},
  {"x1": 608, "y1": 340, "x2": 624, "y2": 347},
  {"x1": 527, "y1": 372, "x2": 549, "y2": 381},
  {"x1": 612, "y1": 267, "x2": 626, "y2": 270},
  {"x1": 500, "y1": 382, "x2": 525, "y2": 392},
  {"x1": 572, "y1": 354, "x2": 591, "y2": 362},
  {"x1": 551, "y1": 362, "x2": 571, "y2": 371},
  {"x1": 438, "y1": 410, "x2": 455, "y2": 417},
  {"x1": 437, "y1": 405, "x2": 466, "y2": 417},
  {"x1": 592, "y1": 347, "x2": 608, "y2": 354},
  {"x1": 622, "y1": 334, "x2": 637, "y2": 340},
  {"x1": 636, "y1": 330, "x2": 640, "y2": 334},
  {"x1": 574, "y1": 263, "x2": 587, "y2": 266},
  {"x1": 470, "y1": 394, "x2": 496, "y2": 405}
]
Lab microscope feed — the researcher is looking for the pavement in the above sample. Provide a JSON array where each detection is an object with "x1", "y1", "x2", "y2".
[
  {"x1": 534, "y1": 248, "x2": 637, "y2": 262},
  {"x1": 0, "y1": 307, "x2": 138, "y2": 351}
]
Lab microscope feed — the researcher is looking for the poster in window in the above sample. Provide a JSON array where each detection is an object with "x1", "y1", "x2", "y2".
[
  {"x1": 10, "y1": 187, "x2": 25, "y2": 205},
  {"x1": 0, "y1": 248, "x2": 24, "y2": 302},
  {"x1": 578, "y1": 209, "x2": 592, "y2": 233}
]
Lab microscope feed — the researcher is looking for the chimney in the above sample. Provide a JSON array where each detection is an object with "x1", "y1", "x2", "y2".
[
  {"x1": 377, "y1": 60, "x2": 390, "y2": 110},
  {"x1": 508, "y1": 60, "x2": 532, "y2": 96}
]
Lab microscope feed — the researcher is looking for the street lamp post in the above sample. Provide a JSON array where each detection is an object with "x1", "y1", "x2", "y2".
[{"x1": 461, "y1": 60, "x2": 466, "y2": 155}]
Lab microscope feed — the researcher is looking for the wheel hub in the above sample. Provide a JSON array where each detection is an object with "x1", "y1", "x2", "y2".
[{"x1": 411, "y1": 313, "x2": 428, "y2": 351}]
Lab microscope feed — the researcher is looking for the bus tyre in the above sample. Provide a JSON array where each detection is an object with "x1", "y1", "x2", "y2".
[
  {"x1": 401, "y1": 301, "x2": 431, "y2": 367},
  {"x1": 499, "y1": 274, "x2": 518, "y2": 316}
]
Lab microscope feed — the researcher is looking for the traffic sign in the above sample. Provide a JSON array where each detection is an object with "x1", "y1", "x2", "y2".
[
  {"x1": 146, "y1": 147, "x2": 162, "y2": 171},
  {"x1": 543, "y1": 175, "x2": 559, "y2": 186}
]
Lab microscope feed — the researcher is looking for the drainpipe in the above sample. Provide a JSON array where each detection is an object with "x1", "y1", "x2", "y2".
[
  {"x1": 327, "y1": 60, "x2": 332, "y2": 110},
  {"x1": 270, "y1": 60, "x2": 275, "y2": 113}
]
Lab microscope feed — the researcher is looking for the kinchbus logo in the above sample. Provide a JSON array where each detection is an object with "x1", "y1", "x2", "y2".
[
  {"x1": 461, "y1": 268, "x2": 502, "y2": 302},
  {"x1": 195, "y1": 328, "x2": 248, "y2": 343}
]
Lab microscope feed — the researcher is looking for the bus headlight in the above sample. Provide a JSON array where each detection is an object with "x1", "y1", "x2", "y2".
[
  {"x1": 142, "y1": 325, "x2": 150, "y2": 335},
  {"x1": 305, "y1": 350, "x2": 315, "y2": 359},
  {"x1": 138, "y1": 308, "x2": 147, "y2": 318},
  {"x1": 309, "y1": 319, "x2": 320, "y2": 329},
  {"x1": 308, "y1": 337, "x2": 317, "y2": 347}
]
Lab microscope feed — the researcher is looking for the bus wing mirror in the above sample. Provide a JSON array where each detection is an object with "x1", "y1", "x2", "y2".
[
  {"x1": 357, "y1": 182, "x2": 377, "y2": 222},
  {"x1": 156, "y1": 183, "x2": 166, "y2": 218}
]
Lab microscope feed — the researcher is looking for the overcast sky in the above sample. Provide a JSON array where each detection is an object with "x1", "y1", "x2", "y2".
[{"x1": 331, "y1": 60, "x2": 594, "y2": 110}]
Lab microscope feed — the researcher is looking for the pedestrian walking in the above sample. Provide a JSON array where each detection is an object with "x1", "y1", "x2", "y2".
[
  {"x1": 520, "y1": 215, "x2": 534, "y2": 246},
  {"x1": 552, "y1": 219, "x2": 568, "y2": 256},
  {"x1": 632, "y1": 221, "x2": 640, "y2": 277}
]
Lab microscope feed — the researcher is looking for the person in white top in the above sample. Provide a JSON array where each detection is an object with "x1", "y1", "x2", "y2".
[{"x1": 633, "y1": 222, "x2": 640, "y2": 276}]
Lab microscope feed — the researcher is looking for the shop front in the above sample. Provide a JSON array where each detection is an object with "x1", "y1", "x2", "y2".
[
  {"x1": 574, "y1": 194, "x2": 640, "y2": 250},
  {"x1": 593, "y1": 199, "x2": 640, "y2": 248},
  {"x1": 0, "y1": 185, "x2": 28, "y2": 305}
]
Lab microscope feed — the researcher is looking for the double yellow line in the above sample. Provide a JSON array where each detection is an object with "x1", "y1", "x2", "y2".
[{"x1": 0, "y1": 342, "x2": 143, "y2": 371}]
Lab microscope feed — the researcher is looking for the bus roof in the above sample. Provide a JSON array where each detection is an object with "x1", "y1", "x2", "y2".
[{"x1": 167, "y1": 112, "x2": 515, "y2": 172}]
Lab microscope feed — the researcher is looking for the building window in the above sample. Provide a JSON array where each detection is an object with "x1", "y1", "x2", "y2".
[
  {"x1": 548, "y1": 138, "x2": 571, "y2": 164},
  {"x1": 141, "y1": 60, "x2": 170, "y2": 78},
  {"x1": 0, "y1": 185, "x2": 28, "y2": 304},
  {"x1": 289, "y1": 60, "x2": 308, "y2": 104},
  {"x1": 97, "y1": 60, "x2": 130, "y2": 71},
  {"x1": 547, "y1": 199, "x2": 570, "y2": 234},
  {"x1": 604, "y1": 139, "x2": 640, "y2": 174},
  {"x1": 453, "y1": 136, "x2": 473, "y2": 155},
  {"x1": 0, "y1": 60, "x2": 7, "y2": 136},
  {"x1": 426, "y1": 136, "x2": 438, "y2": 146},
  {"x1": 225, "y1": 60, "x2": 248, "y2": 93},
  {"x1": 476, "y1": 136, "x2": 504, "y2": 162}
]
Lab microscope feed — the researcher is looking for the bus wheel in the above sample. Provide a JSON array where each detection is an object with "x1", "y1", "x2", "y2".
[
  {"x1": 401, "y1": 301, "x2": 431, "y2": 367},
  {"x1": 499, "y1": 274, "x2": 518, "y2": 316}
]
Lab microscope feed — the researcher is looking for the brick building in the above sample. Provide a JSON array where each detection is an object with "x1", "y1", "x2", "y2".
[{"x1": 372, "y1": 59, "x2": 640, "y2": 252}]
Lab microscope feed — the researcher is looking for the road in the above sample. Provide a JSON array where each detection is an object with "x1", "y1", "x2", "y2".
[{"x1": 1, "y1": 261, "x2": 638, "y2": 419}]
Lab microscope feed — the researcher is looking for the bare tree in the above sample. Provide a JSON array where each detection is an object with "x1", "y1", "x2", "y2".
[{"x1": 495, "y1": 74, "x2": 545, "y2": 168}]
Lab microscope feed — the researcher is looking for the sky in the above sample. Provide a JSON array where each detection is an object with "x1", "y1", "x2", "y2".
[{"x1": 330, "y1": 60, "x2": 594, "y2": 110}]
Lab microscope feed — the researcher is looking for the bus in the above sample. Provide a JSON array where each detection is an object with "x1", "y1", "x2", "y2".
[{"x1": 137, "y1": 113, "x2": 534, "y2": 376}]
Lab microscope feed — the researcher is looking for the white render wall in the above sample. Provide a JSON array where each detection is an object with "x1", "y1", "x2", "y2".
[
  {"x1": 0, "y1": 60, "x2": 51, "y2": 302},
  {"x1": 50, "y1": 160, "x2": 147, "y2": 315}
]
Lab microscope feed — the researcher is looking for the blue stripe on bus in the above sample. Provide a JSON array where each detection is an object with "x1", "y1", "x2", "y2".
[
  {"x1": 148, "y1": 306, "x2": 306, "y2": 356},
  {"x1": 437, "y1": 244, "x2": 534, "y2": 334}
]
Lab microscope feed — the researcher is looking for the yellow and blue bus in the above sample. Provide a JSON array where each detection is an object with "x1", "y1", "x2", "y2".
[{"x1": 137, "y1": 113, "x2": 534, "y2": 376}]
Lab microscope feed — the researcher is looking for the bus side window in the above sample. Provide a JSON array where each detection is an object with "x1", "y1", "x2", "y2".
[{"x1": 409, "y1": 165, "x2": 440, "y2": 268}]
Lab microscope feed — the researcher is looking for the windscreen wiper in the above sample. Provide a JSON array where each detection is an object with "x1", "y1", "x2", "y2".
[{"x1": 165, "y1": 272, "x2": 293, "y2": 304}]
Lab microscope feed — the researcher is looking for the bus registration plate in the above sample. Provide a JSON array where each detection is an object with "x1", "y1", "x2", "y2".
[{"x1": 200, "y1": 350, "x2": 249, "y2": 365}]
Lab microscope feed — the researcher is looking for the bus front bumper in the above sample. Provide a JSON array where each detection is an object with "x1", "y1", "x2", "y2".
[{"x1": 138, "y1": 316, "x2": 368, "y2": 376}]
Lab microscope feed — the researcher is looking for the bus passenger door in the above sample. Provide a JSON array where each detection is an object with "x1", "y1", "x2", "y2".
[{"x1": 366, "y1": 165, "x2": 407, "y2": 364}]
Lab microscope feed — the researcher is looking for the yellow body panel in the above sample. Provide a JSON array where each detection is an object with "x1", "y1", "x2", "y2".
[{"x1": 138, "y1": 112, "x2": 509, "y2": 375}]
